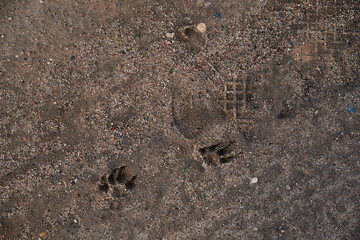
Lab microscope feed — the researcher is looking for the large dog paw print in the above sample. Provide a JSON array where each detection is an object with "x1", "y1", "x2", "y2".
[
  {"x1": 98, "y1": 166, "x2": 137, "y2": 193},
  {"x1": 199, "y1": 141, "x2": 237, "y2": 166}
]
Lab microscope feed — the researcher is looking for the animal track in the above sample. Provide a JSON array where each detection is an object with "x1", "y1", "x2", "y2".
[
  {"x1": 176, "y1": 25, "x2": 206, "y2": 51},
  {"x1": 98, "y1": 166, "x2": 137, "y2": 194},
  {"x1": 199, "y1": 141, "x2": 237, "y2": 166}
]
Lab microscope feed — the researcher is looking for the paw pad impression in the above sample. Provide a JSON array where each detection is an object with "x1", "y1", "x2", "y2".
[
  {"x1": 98, "y1": 166, "x2": 137, "y2": 193},
  {"x1": 199, "y1": 141, "x2": 237, "y2": 166}
]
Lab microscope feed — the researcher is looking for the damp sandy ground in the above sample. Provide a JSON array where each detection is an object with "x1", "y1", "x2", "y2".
[{"x1": 1, "y1": 0, "x2": 359, "y2": 239}]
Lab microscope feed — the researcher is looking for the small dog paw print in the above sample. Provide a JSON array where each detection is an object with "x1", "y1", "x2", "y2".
[
  {"x1": 199, "y1": 141, "x2": 237, "y2": 166},
  {"x1": 98, "y1": 166, "x2": 137, "y2": 193}
]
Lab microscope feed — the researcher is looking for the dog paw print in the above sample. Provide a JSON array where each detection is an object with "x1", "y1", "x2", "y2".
[
  {"x1": 176, "y1": 24, "x2": 206, "y2": 51},
  {"x1": 199, "y1": 141, "x2": 237, "y2": 166},
  {"x1": 98, "y1": 166, "x2": 137, "y2": 193}
]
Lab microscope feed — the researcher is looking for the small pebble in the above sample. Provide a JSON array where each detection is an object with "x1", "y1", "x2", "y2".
[
  {"x1": 204, "y1": 2, "x2": 211, "y2": 7},
  {"x1": 196, "y1": 0, "x2": 204, "y2": 5},
  {"x1": 348, "y1": 106, "x2": 356, "y2": 114},
  {"x1": 251, "y1": 177, "x2": 258, "y2": 184},
  {"x1": 196, "y1": 23, "x2": 207, "y2": 33},
  {"x1": 40, "y1": 0, "x2": 44, "y2": 3},
  {"x1": 166, "y1": 32, "x2": 175, "y2": 38},
  {"x1": 215, "y1": 12, "x2": 221, "y2": 18}
]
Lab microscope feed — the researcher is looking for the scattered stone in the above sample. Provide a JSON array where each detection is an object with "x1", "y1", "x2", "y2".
[
  {"x1": 348, "y1": 106, "x2": 356, "y2": 114},
  {"x1": 166, "y1": 32, "x2": 175, "y2": 38},
  {"x1": 196, "y1": 23, "x2": 207, "y2": 33},
  {"x1": 196, "y1": 0, "x2": 204, "y2": 6},
  {"x1": 40, "y1": 0, "x2": 44, "y2": 3},
  {"x1": 204, "y1": 2, "x2": 212, "y2": 7},
  {"x1": 251, "y1": 177, "x2": 258, "y2": 184},
  {"x1": 215, "y1": 12, "x2": 221, "y2": 18}
]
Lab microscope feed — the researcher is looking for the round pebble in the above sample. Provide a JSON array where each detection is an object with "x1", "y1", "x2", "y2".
[
  {"x1": 196, "y1": 23, "x2": 207, "y2": 33},
  {"x1": 251, "y1": 177, "x2": 258, "y2": 184}
]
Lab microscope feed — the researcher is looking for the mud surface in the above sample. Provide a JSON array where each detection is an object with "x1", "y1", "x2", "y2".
[{"x1": 1, "y1": 0, "x2": 359, "y2": 239}]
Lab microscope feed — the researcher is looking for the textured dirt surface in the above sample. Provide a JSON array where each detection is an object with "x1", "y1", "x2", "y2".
[{"x1": 1, "y1": 0, "x2": 359, "y2": 239}]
